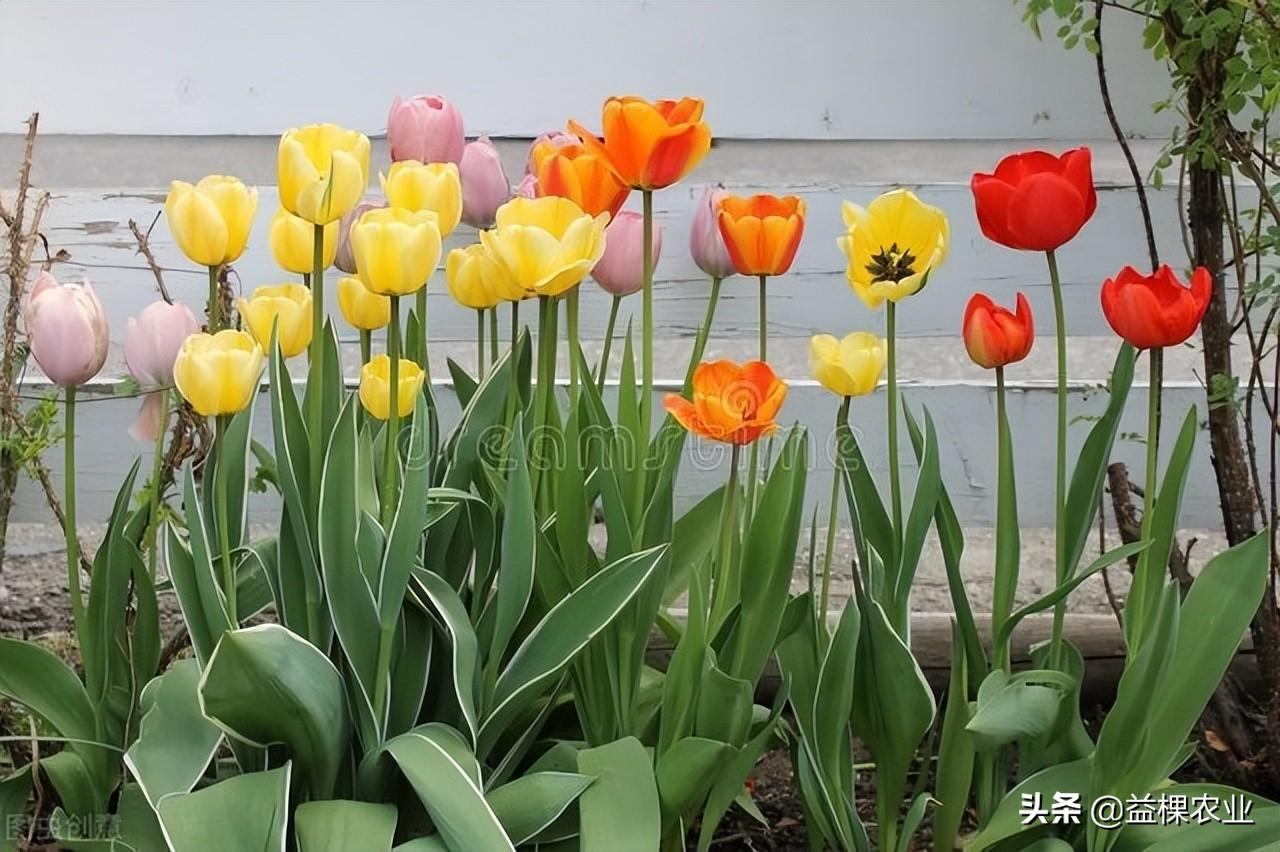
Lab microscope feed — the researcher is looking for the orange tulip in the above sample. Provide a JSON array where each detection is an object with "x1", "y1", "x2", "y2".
[
  {"x1": 664, "y1": 359, "x2": 787, "y2": 445},
  {"x1": 529, "y1": 135, "x2": 630, "y2": 219},
  {"x1": 568, "y1": 96, "x2": 711, "y2": 190},
  {"x1": 716, "y1": 194, "x2": 806, "y2": 277},
  {"x1": 963, "y1": 292, "x2": 1035, "y2": 369}
]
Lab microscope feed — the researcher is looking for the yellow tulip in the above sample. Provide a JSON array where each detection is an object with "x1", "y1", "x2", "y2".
[
  {"x1": 173, "y1": 329, "x2": 265, "y2": 417},
  {"x1": 479, "y1": 196, "x2": 608, "y2": 298},
  {"x1": 810, "y1": 332, "x2": 886, "y2": 397},
  {"x1": 164, "y1": 175, "x2": 258, "y2": 266},
  {"x1": 278, "y1": 123, "x2": 371, "y2": 224},
  {"x1": 337, "y1": 276, "x2": 391, "y2": 331},
  {"x1": 359, "y1": 355, "x2": 425, "y2": 420},
  {"x1": 836, "y1": 189, "x2": 949, "y2": 310},
  {"x1": 237, "y1": 284, "x2": 313, "y2": 358},
  {"x1": 351, "y1": 207, "x2": 442, "y2": 297},
  {"x1": 380, "y1": 161, "x2": 463, "y2": 236},
  {"x1": 269, "y1": 208, "x2": 338, "y2": 275},
  {"x1": 445, "y1": 244, "x2": 524, "y2": 310}
]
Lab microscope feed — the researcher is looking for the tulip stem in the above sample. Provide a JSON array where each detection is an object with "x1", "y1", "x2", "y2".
[
  {"x1": 63, "y1": 387, "x2": 84, "y2": 632},
  {"x1": 360, "y1": 330, "x2": 371, "y2": 366},
  {"x1": 886, "y1": 300, "x2": 903, "y2": 552},
  {"x1": 821, "y1": 396, "x2": 851, "y2": 620},
  {"x1": 598, "y1": 295, "x2": 621, "y2": 390},
  {"x1": 683, "y1": 276, "x2": 722, "y2": 393},
  {"x1": 477, "y1": 309, "x2": 486, "y2": 380},
  {"x1": 1045, "y1": 249, "x2": 1069, "y2": 664},
  {"x1": 489, "y1": 306, "x2": 499, "y2": 367},
  {"x1": 383, "y1": 297, "x2": 402, "y2": 528},
  {"x1": 711, "y1": 442, "x2": 742, "y2": 631},
  {"x1": 993, "y1": 366, "x2": 1014, "y2": 674},
  {"x1": 207, "y1": 265, "x2": 221, "y2": 331},
  {"x1": 744, "y1": 276, "x2": 769, "y2": 528},
  {"x1": 757, "y1": 274, "x2": 767, "y2": 361},
  {"x1": 567, "y1": 289, "x2": 581, "y2": 401},
  {"x1": 511, "y1": 300, "x2": 520, "y2": 349},
  {"x1": 215, "y1": 413, "x2": 236, "y2": 626},
  {"x1": 308, "y1": 224, "x2": 325, "y2": 525},
  {"x1": 1135, "y1": 345, "x2": 1163, "y2": 643},
  {"x1": 640, "y1": 190, "x2": 654, "y2": 445},
  {"x1": 416, "y1": 285, "x2": 429, "y2": 379},
  {"x1": 147, "y1": 390, "x2": 171, "y2": 579}
]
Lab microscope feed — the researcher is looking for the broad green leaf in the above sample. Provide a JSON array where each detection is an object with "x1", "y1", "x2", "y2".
[
  {"x1": 124, "y1": 659, "x2": 222, "y2": 809},
  {"x1": 965, "y1": 759, "x2": 1090, "y2": 851},
  {"x1": 447, "y1": 356, "x2": 479, "y2": 409},
  {"x1": 296, "y1": 800, "x2": 397, "y2": 852},
  {"x1": 656, "y1": 737, "x2": 729, "y2": 826},
  {"x1": 487, "y1": 771, "x2": 593, "y2": 845},
  {"x1": 813, "y1": 599, "x2": 860, "y2": 788},
  {"x1": 664, "y1": 486, "x2": 723, "y2": 606},
  {"x1": 0, "y1": 767, "x2": 31, "y2": 852},
  {"x1": 578, "y1": 737, "x2": 660, "y2": 852},
  {"x1": 965, "y1": 669, "x2": 1073, "y2": 750},
  {"x1": 837, "y1": 418, "x2": 894, "y2": 582},
  {"x1": 388, "y1": 607, "x2": 434, "y2": 739},
  {"x1": 379, "y1": 393, "x2": 433, "y2": 628},
  {"x1": 491, "y1": 415, "x2": 535, "y2": 672},
  {"x1": 412, "y1": 569, "x2": 481, "y2": 745},
  {"x1": 693, "y1": 662, "x2": 752, "y2": 747},
  {"x1": 171, "y1": 465, "x2": 234, "y2": 665},
  {"x1": 1110, "y1": 783, "x2": 1280, "y2": 852},
  {"x1": 158, "y1": 763, "x2": 291, "y2": 852},
  {"x1": 892, "y1": 404, "x2": 941, "y2": 629},
  {"x1": 932, "y1": 621, "x2": 974, "y2": 852},
  {"x1": 0, "y1": 638, "x2": 96, "y2": 741}
]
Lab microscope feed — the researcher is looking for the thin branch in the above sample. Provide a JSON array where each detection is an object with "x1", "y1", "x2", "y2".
[{"x1": 128, "y1": 214, "x2": 173, "y2": 303}]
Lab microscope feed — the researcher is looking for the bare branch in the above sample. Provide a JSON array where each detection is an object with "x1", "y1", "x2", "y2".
[{"x1": 128, "y1": 213, "x2": 173, "y2": 304}]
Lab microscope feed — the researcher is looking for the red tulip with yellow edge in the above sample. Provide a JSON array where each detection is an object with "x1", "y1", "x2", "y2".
[{"x1": 963, "y1": 292, "x2": 1034, "y2": 370}]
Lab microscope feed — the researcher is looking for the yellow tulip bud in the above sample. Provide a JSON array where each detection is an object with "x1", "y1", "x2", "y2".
[
  {"x1": 237, "y1": 284, "x2": 313, "y2": 359},
  {"x1": 337, "y1": 276, "x2": 391, "y2": 331},
  {"x1": 173, "y1": 329, "x2": 265, "y2": 417},
  {"x1": 164, "y1": 175, "x2": 258, "y2": 267},
  {"x1": 445, "y1": 244, "x2": 523, "y2": 310},
  {"x1": 380, "y1": 161, "x2": 463, "y2": 236},
  {"x1": 479, "y1": 196, "x2": 608, "y2": 298},
  {"x1": 269, "y1": 208, "x2": 338, "y2": 275},
  {"x1": 351, "y1": 208, "x2": 442, "y2": 297},
  {"x1": 278, "y1": 123, "x2": 371, "y2": 224},
  {"x1": 809, "y1": 332, "x2": 886, "y2": 398},
  {"x1": 359, "y1": 355, "x2": 425, "y2": 421}
]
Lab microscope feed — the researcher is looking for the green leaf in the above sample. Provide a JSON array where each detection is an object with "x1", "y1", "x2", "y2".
[
  {"x1": 170, "y1": 465, "x2": 234, "y2": 665},
  {"x1": 379, "y1": 393, "x2": 433, "y2": 628},
  {"x1": 664, "y1": 486, "x2": 723, "y2": 606},
  {"x1": 447, "y1": 357, "x2": 479, "y2": 409},
  {"x1": 693, "y1": 662, "x2": 752, "y2": 747},
  {"x1": 487, "y1": 771, "x2": 593, "y2": 845},
  {"x1": 1110, "y1": 783, "x2": 1280, "y2": 852},
  {"x1": 491, "y1": 414, "x2": 535, "y2": 672},
  {"x1": 578, "y1": 737, "x2": 660, "y2": 852},
  {"x1": 0, "y1": 638, "x2": 97, "y2": 741},
  {"x1": 124, "y1": 659, "x2": 222, "y2": 809},
  {"x1": 965, "y1": 669, "x2": 1073, "y2": 750},
  {"x1": 412, "y1": 569, "x2": 481, "y2": 745},
  {"x1": 157, "y1": 763, "x2": 291, "y2": 852},
  {"x1": 0, "y1": 767, "x2": 31, "y2": 852},
  {"x1": 296, "y1": 800, "x2": 397, "y2": 852},
  {"x1": 893, "y1": 403, "x2": 941, "y2": 627},
  {"x1": 932, "y1": 621, "x2": 974, "y2": 852},
  {"x1": 965, "y1": 759, "x2": 1090, "y2": 851},
  {"x1": 838, "y1": 419, "x2": 895, "y2": 583},
  {"x1": 656, "y1": 737, "x2": 729, "y2": 826}
]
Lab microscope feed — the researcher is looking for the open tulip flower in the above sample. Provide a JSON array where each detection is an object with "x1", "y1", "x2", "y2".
[
  {"x1": 269, "y1": 207, "x2": 338, "y2": 275},
  {"x1": 963, "y1": 292, "x2": 1035, "y2": 370},
  {"x1": 388, "y1": 94, "x2": 465, "y2": 166},
  {"x1": 460, "y1": 137, "x2": 511, "y2": 229},
  {"x1": 446, "y1": 243, "x2": 523, "y2": 310},
  {"x1": 529, "y1": 133, "x2": 630, "y2": 219},
  {"x1": 351, "y1": 207, "x2": 443, "y2": 297},
  {"x1": 664, "y1": 359, "x2": 787, "y2": 445},
  {"x1": 337, "y1": 275, "x2": 391, "y2": 331},
  {"x1": 810, "y1": 332, "x2": 886, "y2": 398},
  {"x1": 173, "y1": 329, "x2": 265, "y2": 417},
  {"x1": 480, "y1": 196, "x2": 608, "y2": 298},
  {"x1": 837, "y1": 188, "x2": 949, "y2": 310},
  {"x1": 1101, "y1": 264, "x2": 1211, "y2": 350},
  {"x1": 568, "y1": 96, "x2": 711, "y2": 190},
  {"x1": 380, "y1": 160, "x2": 463, "y2": 236},
  {"x1": 237, "y1": 284, "x2": 313, "y2": 358},
  {"x1": 278, "y1": 123, "x2": 372, "y2": 225},
  {"x1": 24, "y1": 271, "x2": 109, "y2": 388},
  {"x1": 164, "y1": 175, "x2": 258, "y2": 267},
  {"x1": 716, "y1": 194, "x2": 806, "y2": 278},
  {"x1": 972, "y1": 147, "x2": 1096, "y2": 252},
  {"x1": 359, "y1": 354, "x2": 426, "y2": 421}
]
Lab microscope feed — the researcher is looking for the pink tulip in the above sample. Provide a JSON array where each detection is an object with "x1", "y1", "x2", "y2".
[
  {"x1": 24, "y1": 272, "x2": 108, "y2": 387},
  {"x1": 460, "y1": 137, "x2": 510, "y2": 229},
  {"x1": 124, "y1": 299, "x2": 199, "y2": 442},
  {"x1": 514, "y1": 173, "x2": 538, "y2": 200},
  {"x1": 335, "y1": 199, "x2": 385, "y2": 274},
  {"x1": 387, "y1": 95, "x2": 465, "y2": 165},
  {"x1": 593, "y1": 211, "x2": 662, "y2": 298},
  {"x1": 690, "y1": 186, "x2": 737, "y2": 280}
]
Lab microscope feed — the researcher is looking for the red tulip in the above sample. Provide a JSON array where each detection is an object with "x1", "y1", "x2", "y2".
[
  {"x1": 971, "y1": 148, "x2": 1096, "y2": 252},
  {"x1": 963, "y1": 292, "x2": 1034, "y2": 369},
  {"x1": 1100, "y1": 265, "x2": 1211, "y2": 350}
]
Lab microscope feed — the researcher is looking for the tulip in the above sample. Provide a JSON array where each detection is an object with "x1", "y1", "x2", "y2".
[
  {"x1": 592, "y1": 211, "x2": 662, "y2": 298},
  {"x1": 690, "y1": 187, "x2": 738, "y2": 280},
  {"x1": 568, "y1": 97, "x2": 711, "y2": 190},
  {"x1": 173, "y1": 329, "x2": 265, "y2": 417},
  {"x1": 24, "y1": 272, "x2": 108, "y2": 387},
  {"x1": 963, "y1": 293, "x2": 1035, "y2": 370},
  {"x1": 164, "y1": 176, "x2": 258, "y2": 267},
  {"x1": 446, "y1": 244, "x2": 523, "y2": 310},
  {"x1": 971, "y1": 148, "x2": 1096, "y2": 252},
  {"x1": 460, "y1": 137, "x2": 510, "y2": 229},
  {"x1": 278, "y1": 123, "x2": 371, "y2": 225},
  {"x1": 663, "y1": 359, "x2": 787, "y2": 446},
  {"x1": 380, "y1": 161, "x2": 463, "y2": 236},
  {"x1": 837, "y1": 189, "x2": 949, "y2": 310},
  {"x1": 125, "y1": 300, "x2": 200, "y2": 442},
  {"x1": 337, "y1": 275, "x2": 391, "y2": 331},
  {"x1": 525, "y1": 131, "x2": 576, "y2": 173},
  {"x1": 351, "y1": 207, "x2": 443, "y2": 297},
  {"x1": 388, "y1": 94, "x2": 465, "y2": 166},
  {"x1": 269, "y1": 207, "x2": 338, "y2": 275},
  {"x1": 359, "y1": 354, "x2": 425, "y2": 421},
  {"x1": 1101, "y1": 265, "x2": 1211, "y2": 351},
  {"x1": 810, "y1": 332, "x2": 886, "y2": 397},
  {"x1": 514, "y1": 173, "x2": 538, "y2": 199},
  {"x1": 717, "y1": 194, "x2": 806, "y2": 278},
  {"x1": 334, "y1": 200, "x2": 384, "y2": 274},
  {"x1": 237, "y1": 284, "x2": 313, "y2": 359},
  {"x1": 479, "y1": 196, "x2": 608, "y2": 298},
  {"x1": 528, "y1": 134, "x2": 630, "y2": 220}
]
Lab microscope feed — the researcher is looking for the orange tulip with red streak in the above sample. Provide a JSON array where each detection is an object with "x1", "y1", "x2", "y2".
[
  {"x1": 962, "y1": 292, "x2": 1035, "y2": 370},
  {"x1": 664, "y1": 359, "x2": 787, "y2": 445},
  {"x1": 716, "y1": 194, "x2": 806, "y2": 277},
  {"x1": 529, "y1": 136, "x2": 630, "y2": 219},
  {"x1": 568, "y1": 97, "x2": 711, "y2": 190}
]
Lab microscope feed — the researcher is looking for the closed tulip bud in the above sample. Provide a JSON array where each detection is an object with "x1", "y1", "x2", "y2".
[
  {"x1": 269, "y1": 207, "x2": 338, "y2": 275},
  {"x1": 569, "y1": 96, "x2": 711, "y2": 190},
  {"x1": 334, "y1": 200, "x2": 383, "y2": 274},
  {"x1": 1101, "y1": 265, "x2": 1211, "y2": 350},
  {"x1": 164, "y1": 175, "x2": 258, "y2": 267},
  {"x1": 124, "y1": 299, "x2": 200, "y2": 442},
  {"x1": 718, "y1": 194, "x2": 806, "y2": 278},
  {"x1": 359, "y1": 355, "x2": 425, "y2": 420},
  {"x1": 480, "y1": 196, "x2": 608, "y2": 298},
  {"x1": 387, "y1": 94, "x2": 465, "y2": 166},
  {"x1": 24, "y1": 272, "x2": 109, "y2": 387},
  {"x1": 664, "y1": 359, "x2": 787, "y2": 445},
  {"x1": 337, "y1": 276, "x2": 392, "y2": 331},
  {"x1": 838, "y1": 189, "x2": 949, "y2": 310},
  {"x1": 460, "y1": 137, "x2": 510, "y2": 229},
  {"x1": 237, "y1": 284, "x2": 313, "y2": 358},
  {"x1": 380, "y1": 161, "x2": 462, "y2": 236},
  {"x1": 514, "y1": 173, "x2": 538, "y2": 199},
  {"x1": 963, "y1": 293, "x2": 1035, "y2": 369},
  {"x1": 446, "y1": 244, "x2": 523, "y2": 310},
  {"x1": 592, "y1": 211, "x2": 661, "y2": 297},
  {"x1": 810, "y1": 332, "x2": 886, "y2": 397},
  {"x1": 351, "y1": 207, "x2": 442, "y2": 297},
  {"x1": 278, "y1": 123, "x2": 371, "y2": 225},
  {"x1": 173, "y1": 329, "x2": 265, "y2": 417},
  {"x1": 690, "y1": 187, "x2": 737, "y2": 279}
]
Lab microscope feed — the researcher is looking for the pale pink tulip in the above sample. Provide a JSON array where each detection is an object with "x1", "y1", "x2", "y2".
[
  {"x1": 24, "y1": 272, "x2": 108, "y2": 387},
  {"x1": 335, "y1": 199, "x2": 385, "y2": 274},
  {"x1": 387, "y1": 95, "x2": 465, "y2": 165},
  {"x1": 124, "y1": 299, "x2": 199, "y2": 442},
  {"x1": 514, "y1": 173, "x2": 538, "y2": 199},
  {"x1": 460, "y1": 137, "x2": 510, "y2": 229},
  {"x1": 593, "y1": 211, "x2": 662, "y2": 298},
  {"x1": 690, "y1": 186, "x2": 737, "y2": 279}
]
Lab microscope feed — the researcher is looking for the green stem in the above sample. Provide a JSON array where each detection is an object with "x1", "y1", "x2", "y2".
[
  {"x1": 1045, "y1": 249, "x2": 1069, "y2": 662},
  {"x1": 640, "y1": 190, "x2": 654, "y2": 442},
  {"x1": 416, "y1": 285, "x2": 429, "y2": 375},
  {"x1": 994, "y1": 367, "x2": 1012, "y2": 673},
  {"x1": 382, "y1": 297, "x2": 402, "y2": 527},
  {"x1": 489, "y1": 304, "x2": 499, "y2": 366},
  {"x1": 711, "y1": 443, "x2": 742, "y2": 627},
  {"x1": 887, "y1": 300, "x2": 903, "y2": 547},
  {"x1": 757, "y1": 274, "x2": 767, "y2": 362},
  {"x1": 598, "y1": 295, "x2": 621, "y2": 390},
  {"x1": 1142, "y1": 348, "x2": 1163, "y2": 541},
  {"x1": 683, "y1": 276, "x2": 722, "y2": 392},
  {"x1": 308, "y1": 224, "x2": 325, "y2": 522},
  {"x1": 215, "y1": 414, "x2": 236, "y2": 626},
  {"x1": 63, "y1": 387, "x2": 84, "y2": 631},
  {"x1": 146, "y1": 391, "x2": 171, "y2": 579},
  {"x1": 821, "y1": 397, "x2": 851, "y2": 619},
  {"x1": 360, "y1": 329, "x2": 371, "y2": 366},
  {"x1": 567, "y1": 287, "x2": 581, "y2": 401},
  {"x1": 477, "y1": 309, "x2": 486, "y2": 380},
  {"x1": 207, "y1": 265, "x2": 221, "y2": 331},
  {"x1": 511, "y1": 299, "x2": 520, "y2": 349},
  {"x1": 744, "y1": 276, "x2": 769, "y2": 525}
]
